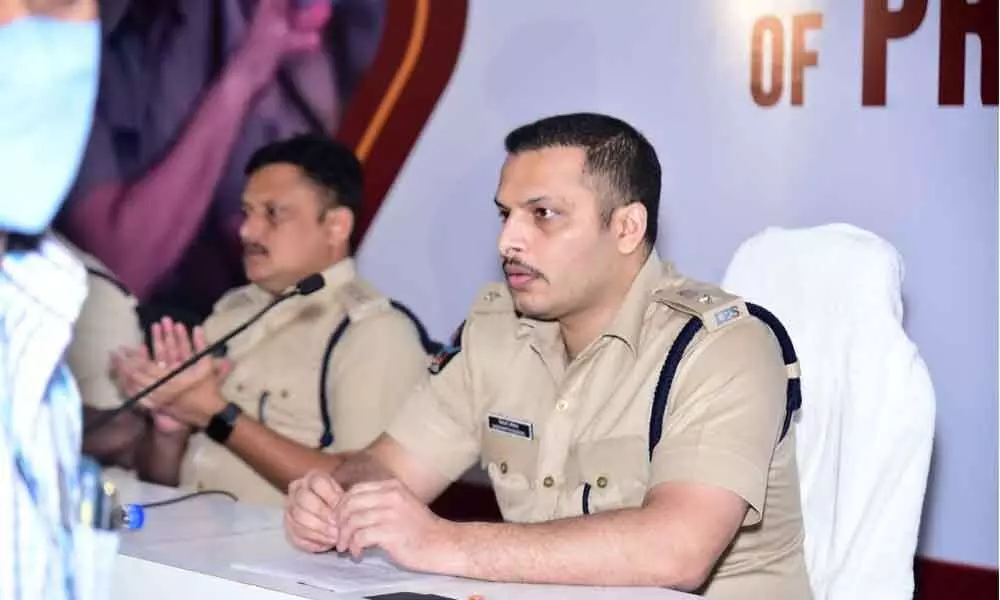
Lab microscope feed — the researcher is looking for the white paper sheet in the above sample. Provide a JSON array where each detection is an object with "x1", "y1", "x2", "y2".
[{"x1": 231, "y1": 550, "x2": 447, "y2": 593}]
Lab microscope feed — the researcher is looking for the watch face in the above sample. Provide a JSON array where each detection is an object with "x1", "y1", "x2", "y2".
[
  {"x1": 208, "y1": 403, "x2": 242, "y2": 444},
  {"x1": 222, "y1": 402, "x2": 242, "y2": 422}
]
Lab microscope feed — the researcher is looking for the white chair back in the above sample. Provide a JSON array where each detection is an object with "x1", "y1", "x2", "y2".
[{"x1": 721, "y1": 223, "x2": 935, "y2": 600}]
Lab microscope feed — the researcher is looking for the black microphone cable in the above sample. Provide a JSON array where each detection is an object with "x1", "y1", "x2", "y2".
[{"x1": 84, "y1": 274, "x2": 325, "y2": 436}]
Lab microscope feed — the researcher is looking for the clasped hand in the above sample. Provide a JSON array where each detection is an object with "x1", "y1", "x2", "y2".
[
  {"x1": 284, "y1": 471, "x2": 462, "y2": 575},
  {"x1": 111, "y1": 317, "x2": 231, "y2": 430}
]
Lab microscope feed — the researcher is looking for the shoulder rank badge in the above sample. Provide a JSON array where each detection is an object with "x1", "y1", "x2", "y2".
[{"x1": 428, "y1": 345, "x2": 461, "y2": 375}]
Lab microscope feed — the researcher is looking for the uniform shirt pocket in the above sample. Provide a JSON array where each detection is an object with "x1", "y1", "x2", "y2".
[
  {"x1": 573, "y1": 436, "x2": 649, "y2": 516},
  {"x1": 481, "y1": 430, "x2": 538, "y2": 523}
]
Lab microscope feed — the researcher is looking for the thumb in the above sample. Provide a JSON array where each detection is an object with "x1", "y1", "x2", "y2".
[
  {"x1": 214, "y1": 358, "x2": 234, "y2": 381},
  {"x1": 192, "y1": 326, "x2": 210, "y2": 353}
]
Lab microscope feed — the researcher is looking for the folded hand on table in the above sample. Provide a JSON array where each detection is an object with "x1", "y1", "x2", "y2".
[{"x1": 284, "y1": 471, "x2": 463, "y2": 575}]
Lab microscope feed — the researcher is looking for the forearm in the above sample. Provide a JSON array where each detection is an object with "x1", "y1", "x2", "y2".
[
  {"x1": 81, "y1": 406, "x2": 147, "y2": 468},
  {"x1": 332, "y1": 435, "x2": 451, "y2": 504},
  {"x1": 224, "y1": 414, "x2": 348, "y2": 494},
  {"x1": 332, "y1": 449, "x2": 397, "y2": 490},
  {"x1": 447, "y1": 508, "x2": 707, "y2": 590},
  {"x1": 134, "y1": 429, "x2": 190, "y2": 487},
  {"x1": 65, "y1": 52, "x2": 266, "y2": 299}
]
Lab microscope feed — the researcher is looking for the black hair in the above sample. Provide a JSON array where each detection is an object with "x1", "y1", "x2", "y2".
[
  {"x1": 504, "y1": 112, "x2": 661, "y2": 248},
  {"x1": 245, "y1": 133, "x2": 364, "y2": 251}
]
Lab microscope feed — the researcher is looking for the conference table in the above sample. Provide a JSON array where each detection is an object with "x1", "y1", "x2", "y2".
[{"x1": 109, "y1": 474, "x2": 698, "y2": 600}]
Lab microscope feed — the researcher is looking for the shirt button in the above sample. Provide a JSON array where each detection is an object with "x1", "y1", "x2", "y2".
[
  {"x1": 596, "y1": 476, "x2": 609, "y2": 489},
  {"x1": 542, "y1": 476, "x2": 555, "y2": 488},
  {"x1": 555, "y1": 400, "x2": 569, "y2": 412},
  {"x1": 499, "y1": 461, "x2": 508, "y2": 474}
]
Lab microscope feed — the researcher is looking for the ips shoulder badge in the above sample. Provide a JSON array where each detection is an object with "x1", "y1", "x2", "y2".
[
  {"x1": 654, "y1": 284, "x2": 748, "y2": 333},
  {"x1": 428, "y1": 345, "x2": 460, "y2": 375}
]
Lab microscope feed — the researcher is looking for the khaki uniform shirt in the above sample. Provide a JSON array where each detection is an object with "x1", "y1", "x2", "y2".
[
  {"x1": 387, "y1": 251, "x2": 812, "y2": 599},
  {"x1": 59, "y1": 236, "x2": 145, "y2": 411},
  {"x1": 180, "y1": 258, "x2": 429, "y2": 506}
]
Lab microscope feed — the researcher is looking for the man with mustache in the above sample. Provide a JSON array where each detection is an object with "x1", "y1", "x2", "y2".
[
  {"x1": 99, "y1": 134, "x2": 431, "y2": 507},
  {"x1": 283, "y1": 113, "x2": 812, "y2": 598}
]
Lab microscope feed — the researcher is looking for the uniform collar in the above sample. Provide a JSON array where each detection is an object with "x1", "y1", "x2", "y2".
[
  {"x1": 315, "y1": 257, "x2": 357, "y2": 297},
  {"x1": 245, "y1": 257, "x2": 358, "y2": 308},
  {"x1": 518, "y1": 249, "x2": 677, "y2": 357},
  {"x1": 601, "y1": 249, "x2": 677, "y2": 354}
]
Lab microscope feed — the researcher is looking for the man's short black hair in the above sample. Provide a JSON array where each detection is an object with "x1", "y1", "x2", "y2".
[
  {"x1": 504, "y1": 112, "x2": 661, "y2": 249},
  {"x1": 245, "y1": 133, "x2": 364, "y2": 216}
]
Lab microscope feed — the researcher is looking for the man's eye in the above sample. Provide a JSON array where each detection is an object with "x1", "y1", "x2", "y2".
[
  {"x1": 534, "y1": 207, "x2": 556, "y2": 220},
  {"x1": 497, "y1": 209, "x2": 510, "y2": 221}
]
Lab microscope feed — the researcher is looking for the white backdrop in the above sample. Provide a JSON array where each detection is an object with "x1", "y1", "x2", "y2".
[{"x1": 358, "y1": 0, "x2": 998, "y2": 568}]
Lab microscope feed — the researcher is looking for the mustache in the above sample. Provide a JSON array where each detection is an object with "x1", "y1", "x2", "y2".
[
  {"x1": 243, "y1": 243, "x2": 268, "y2": 256},
  {"x1": 502, "y1": 257, "x2": 546, "y2": 281}
]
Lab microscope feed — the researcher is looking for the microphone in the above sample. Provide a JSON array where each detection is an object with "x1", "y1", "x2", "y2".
[{"x1": 83, "y1": 273, "x2": 326, "y2": 436}]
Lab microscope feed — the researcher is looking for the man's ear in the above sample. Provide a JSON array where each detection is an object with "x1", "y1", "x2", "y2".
[
  {"x1": 324, "y1": 206, "x2": 355, "y2": 247},
  {"x1": 612, "y1": 202, "x2": 647, "y2": 256}
]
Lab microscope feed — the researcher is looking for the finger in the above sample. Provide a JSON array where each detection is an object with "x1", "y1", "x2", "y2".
[
  {"x1": 292, "y1": 478, "x2": 339, "y2": 526},
  {"x1": 214, "y1": 358, "x2": 234, "y2": 382},
  {"x1": 192, "y1": 326, "x2": 209, "y2": 354},
  {"x1": 109, "y1": 350, "x2": 124, "y2": 374},
  {"x1": 163, "y1": 322, "x2": 184, "y2": 366},
  {"x1": 116, "y1": 370, "x2": 144, "y2": 398},
  {"x1": 176, "y1": 322, "x2": 195, "y2": 357},
  {"x1": 286, "y1": 504, "x2": 338, "y2": 548},
  {"x1": 342, "y1": 479, "x2": 398, "y2": 495},
  {"x1": 306, "y1": 471, "x2": 345, "y2": 509},
  {"x1": 284, "y1": 509, "x2": 335, "y2": 551},
  {"x1": 289, "y1": 486, "x2": 339, "y2": 543},
  {"x1": 151, "y1": 323, "x2": 167, "y2": 364},
  {"x1": 335, "y1": 485, "x2": 395, "y2": 524},
  {"x1": 336, "y1": 506, "x2": 390, "y2": 554},
  {"x1": 347, "y1": 524, "x2": 384, "y2": 561}
]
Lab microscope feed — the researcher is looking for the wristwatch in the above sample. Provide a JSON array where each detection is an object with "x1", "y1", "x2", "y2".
[{"x1": 205, "y1": 402, "x2": 243, "y2": 444}]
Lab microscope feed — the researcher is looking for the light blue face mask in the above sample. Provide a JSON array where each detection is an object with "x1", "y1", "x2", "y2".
[{"x1": 0, "y1": 16, "x2": 100, "y2": 235}]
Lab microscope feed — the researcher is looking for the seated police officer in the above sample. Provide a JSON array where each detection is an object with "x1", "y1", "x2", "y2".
[
  {"x1": 51, "y1": 233, "x2": 148, "y2": 468},
  {"x1": 282, "y1": 114, "x2": 812, "y2": 599},
  {"x1": 107, "y1": 134, "x2": 430, "y2": 506}
]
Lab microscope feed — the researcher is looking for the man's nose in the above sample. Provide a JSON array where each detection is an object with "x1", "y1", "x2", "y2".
[
  {"x1": 239, "y1": 215, "x2": 260, "y2": 243},
  {"x1": 497, "y1": 213, "x2": 527, "y2": 258}
]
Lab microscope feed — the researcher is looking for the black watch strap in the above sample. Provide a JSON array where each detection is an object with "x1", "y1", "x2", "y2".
[{"x1": 205, "y1": 402, "x2": 243, "y2": 444}]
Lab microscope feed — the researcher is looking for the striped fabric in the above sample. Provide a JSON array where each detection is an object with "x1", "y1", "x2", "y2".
[{"x1": 0, "y1": 234, "x2": 88, "y2": 600}]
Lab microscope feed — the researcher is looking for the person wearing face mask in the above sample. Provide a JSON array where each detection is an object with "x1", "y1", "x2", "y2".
[{"x1": 0, "y1": 1, "x2": 110, "y2": 599}]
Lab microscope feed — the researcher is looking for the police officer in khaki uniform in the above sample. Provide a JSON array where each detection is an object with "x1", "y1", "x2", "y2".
[
  {"x1": 49, "y1": 232, "x2": 155, "y2": 475},
  {"x1": 283, "y1": 114, "x2": 813, "y2": 599},
  {"x1": 111, "y1": 134, "x2": 430, "y2": 507},
  {"x1": 59, "y1": 234, "x2": 145, "y2": 413}
]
